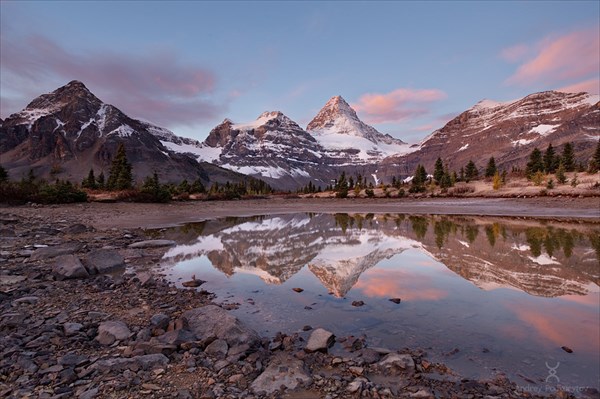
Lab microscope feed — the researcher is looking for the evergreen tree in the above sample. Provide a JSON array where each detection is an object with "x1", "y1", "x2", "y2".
[
  {"x1": 97, "y1": 171, "x2": 105, "y2": 189},
  {"x1": 178, "y1": 179, "x2": 191, "y2": 194},
  {"x1": 561, "y1": 142, "x2": 575, "y2": 172},
  {"x1": 440, "y1": 170, "x2": 452, "y2": 190},
  {"x1": 556, "y1": 162, "x2": 567, "y2": 184},
  {"x1": 485, "y1": 156, "x2": 497, "y2": 178},
  {"x1": 0, "y1": 165, "x2": 8, "y2": 184},
  {"x1": 140, "y1": 172, "x2": 171, "y2": 202},
  {"x1": 526, "y1": 148, "x2": 544, "y2": 177},
  {"x1": 459, "y1": 167, "x2": 465, "y2": 182},
  {"x1": 107, "y1": 144, "x2": 133, "y2": 190},
  {"x1": 190, "y1": 178, "x2": 206, "y2": 194},
  {"x1": 433, "y1": 157, "x2": 444, "y2": 184},
  {"x1": 464, "y1": 160, "x2": 478, "y2": 182},
  {"x1": 589, "y1": 139, "x2": 600, "y2": 173},
  {"x1": 410, "y1": 164, "x2": 427, "y2": 193},
  {"x1": 543, "y1": 143, "x2": 558, "y2": 173},
  {"x1": 82, "y1": 168, "x2": 97, "y2": 189}
]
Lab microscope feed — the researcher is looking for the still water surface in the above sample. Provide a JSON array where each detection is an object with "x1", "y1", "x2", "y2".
[{"x1": 157, "y1": 213, "x2": 599, "y2": 392}]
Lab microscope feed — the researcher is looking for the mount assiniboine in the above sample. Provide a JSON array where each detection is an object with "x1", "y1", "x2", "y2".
[{"x1": 1, "y1": 81, "x2": 598, "y2": 190}]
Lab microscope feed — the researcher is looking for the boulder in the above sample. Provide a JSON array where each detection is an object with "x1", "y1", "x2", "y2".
[
  {"x1": 31, "y1": 243, "x2": 83, "y2": 260},
  {"x1": 84, "y1": 249, "x2": 125, "y2": 274},
  {"x1": 92, "y1": 354, "x2": 168, "y2": 372},
  {"x1": 182, "y1": 305, "x2": 259, "y2": 347},
  {"x1": 128, "y1": 240, "x2": 176, "y2": 249},
  {"x1": 305, "y1": 328, "x2": 335, "y2": 353},
  {"x1": 97, "y1": 320, "x2": 131, "y2": 345},
  {"x1": 52, "y1": 255, "x2": 89, "y2": 280},
  {"x1": 204, "y1": 339, "x2": 228, "y2": 358},
  {"x1": 378, "y1": 353, "x2": 415, "y2": 371},
  {"x1": 251, "y1": 353, "x2": 312, "y2": 394}
]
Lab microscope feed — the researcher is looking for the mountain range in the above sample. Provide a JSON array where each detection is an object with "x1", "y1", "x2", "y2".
[{"x1": 1, "y1": 81, "x2": 598, "y2": 190}]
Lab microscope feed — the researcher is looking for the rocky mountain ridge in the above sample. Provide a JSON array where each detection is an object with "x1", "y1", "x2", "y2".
[
  {"x1": 2, "y1": 81, "x2": 598, "y2": 190},
  {"x1": 0, "y1": 81, "x2": 251, "y2": 185}
]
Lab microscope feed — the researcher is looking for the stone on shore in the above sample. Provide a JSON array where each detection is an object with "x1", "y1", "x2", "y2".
[
  {"x1": 97, "y1": 320, "x2": 131, "y2": 345},
  {"x1": 305, "y1": 328, "x2": 335, "y2": 353},
  {"x1": 52, "y1": 254, "x2": 89, "y2": 280},
  {"x1": 84, "y1": 249, "x2": 125, "y2": 274},
  {"x1": 182, "y1": 305, "x2": 260, "y2": 347},
  {"x1": 93, "y1": 354, "x2": 169, "y2": 372},
  {"x1": 31, "y1": 243, "x2": 84, "y2": 261},
  {"x1": 128, "y1": 240, "x2": 176, "y2": 249},
  {"x1": 378, "y1": 353, "x2": 415, "y2": 371},
  {"x1": 251, "y1": 353, "x2": 312, "y2": 394}
]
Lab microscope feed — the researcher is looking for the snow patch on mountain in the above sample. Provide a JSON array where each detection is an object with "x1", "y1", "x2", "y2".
[{"x1": 530, "y1": 124, "x2": 559, "y2": 136}]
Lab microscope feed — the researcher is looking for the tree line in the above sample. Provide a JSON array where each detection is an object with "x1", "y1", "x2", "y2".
[{"x1": 0, "y1": 143, "x2": 272, "y2": 204}]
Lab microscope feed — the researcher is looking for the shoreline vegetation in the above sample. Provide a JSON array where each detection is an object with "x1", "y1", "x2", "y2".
[{"x1": 1, "y1": 205, "x2": 598, "y2": 398}]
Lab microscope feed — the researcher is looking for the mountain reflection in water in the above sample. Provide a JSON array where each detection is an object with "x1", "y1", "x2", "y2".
[{"x1": 157, "y1": 213, "x2": 599, "y2": 391}]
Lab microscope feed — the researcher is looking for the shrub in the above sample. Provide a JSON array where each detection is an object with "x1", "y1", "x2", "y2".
[{"x1": 365, "y1": 188, "x2": 375, "y2": 197}]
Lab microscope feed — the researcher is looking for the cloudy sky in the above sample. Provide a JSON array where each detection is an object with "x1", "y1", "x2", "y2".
[{"x1": 1, "y1": 1, "x2": 598, "y2": 143}]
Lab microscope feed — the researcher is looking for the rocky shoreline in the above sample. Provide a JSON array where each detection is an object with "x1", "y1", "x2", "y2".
[{"x1": 1, "y1": 206, "x2": 596, "y2": 399}]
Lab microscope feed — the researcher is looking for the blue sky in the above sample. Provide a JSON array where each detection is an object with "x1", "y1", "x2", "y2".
[{"x1": 1, "y1": 1, "x2": 598, "y2": 143}]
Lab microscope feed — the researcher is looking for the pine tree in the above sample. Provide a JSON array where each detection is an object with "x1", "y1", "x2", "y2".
[
  {"x1": 82, "y1": 168, "x2": 97, "y2": 189},
  {"x1": 556, "y1": 162, "x2": 567, "y2": 184},
  {"x1": 0, "y1": 165, "x2": 8, "y2": 184},
  {"x1": 526, "y1": 148, "x2": 544, "y2": 177},
  {"x1": 190, "y1": 178, "x2": 206, "y2": 194},
  {"x1": 459, "y1": 167, "x2": 465, "y2": 182},
  {"x1": 107, "y1": 144, "x2": 133, "y2": 190},
  {"x1": 97, "y1": 172, "x2": 105, "y2": 189},
  {"x1": 589, "y1": 140, "x2": 600, "y2": 173},
  {"x1": 433, "y1": 157, "x2": 444, "y2": 184},
  {"x1": 485, "y1": 157, "x2": 497, "y2": 178},
  {"x1": 410, "y1": 164, "x2": 427, "y2": 193},
  {"x1": 464, "y1": 160, "x2": 478, "y2": 182},
  {"x1": 561, "y1": 142, "x2": 575, "y2": 172},
  {"x1": 543, "y1": 144, "x2": 557, "y2": 173}
]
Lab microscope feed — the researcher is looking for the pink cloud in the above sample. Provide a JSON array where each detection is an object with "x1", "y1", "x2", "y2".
[
  {"x1": 499, "y1": 43, "x2": 529, "y2": 63},
  {"x1": 352, "y1": 88, "x2": 447, "y2": 124},
  {"x1": 0, "y1": 32, "x2": 222, "y2": 126},
  {"x1": 505, "y1": 27, "x2": 600, "y2": 87},
  {"x1": 557, "y1": 78, "x2": 600, "y2": 95}
]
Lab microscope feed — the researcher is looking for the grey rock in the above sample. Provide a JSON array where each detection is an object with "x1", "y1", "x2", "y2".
[
  {"x1": 128, "y1": 240, "x2": 176, "y2": 249},
  {"x1": 204, "y1": 339, "x2": 228, "y2": 358},
  {"x1": 378, "y1": 353, "x2": 415, "y2": 371},
  {"x1": 136, "y1": 271, "x2": 154, "y2": 286},
  {"x1": 58, "y1": 353, "x2": 88, "y2": 366},
  {"x1": 182, "y1": 305, "x2": 260, "y2": 347},
  {"x1": 251, "y1": 353, "x2": 312, "y2": 394},
  {"x1": 97, "y1": 320, "x2": 131, "y2": 345},
  {"x1": 305, "y1": 328, "x2": 335, "y2": 353},
  {"x1": 31, "y1": 242, "x2": 83, "y2": 260},
  {"x1": 63, "y1": 322, "x2": 83, "y2": 336},
  {"x1": 79, "y1": 388, "x2": 99, "y2": 399},
  {"x1": 53, "y1": 255, "x2": 89, "y2": 280},
  {"x1": 156, "y1": 329, "x2": 195, "y2": 346},
  {"x1": 12, "y1": 296, "x2": 39, "y2": 305},
  {"x1": 64, "y1": 224, "x2": 88, "y2": 234},
  {"x1": 84, "y1": 249, "x2": 125, "y2": 274},
  {"x1": 93, "y1": 354, "x2": 169, "y2": 372},
  {"x1": 150, "y1": 314, "x2": 170, "y2": 330},
  {"x1": 359, "y1": 348, "x2": 381, "y2": 364},
  {"x1": 347, "y1": 377, "x2": 368, "y2": 393}
]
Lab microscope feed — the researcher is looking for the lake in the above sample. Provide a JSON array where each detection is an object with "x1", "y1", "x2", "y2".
[{"x1": 156, "y1": 213, "x2": 599, "y2": 394}]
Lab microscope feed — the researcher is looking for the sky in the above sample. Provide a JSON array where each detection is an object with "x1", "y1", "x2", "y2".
[{"x1": 1, "y1": 1, "x2": 599, "y2": 143}]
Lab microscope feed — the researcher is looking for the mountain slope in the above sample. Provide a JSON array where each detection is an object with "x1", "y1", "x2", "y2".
[
  {"x1": 380, "y1": 91, "x2": 600, "y2": 178},
  {"x1": 0, "y1": 81, "x2": 245, "y2": 184},
  {"x1": 307, "y1": 95, "x2": 413, "y2": 164}
]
